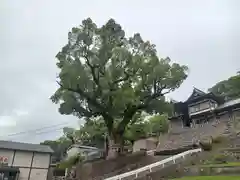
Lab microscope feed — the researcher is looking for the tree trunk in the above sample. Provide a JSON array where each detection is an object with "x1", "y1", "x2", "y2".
[
  {"x1": 106, "y1": 133, "x2": 124, "y2": 159},
  {"x1": 104, "y1": 115, "x2": 131, "y2": 159}
]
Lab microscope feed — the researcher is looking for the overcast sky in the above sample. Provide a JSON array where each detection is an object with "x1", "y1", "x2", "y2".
[{"x1": 0, "y1": 0, "x2": 239, "y2": 143}]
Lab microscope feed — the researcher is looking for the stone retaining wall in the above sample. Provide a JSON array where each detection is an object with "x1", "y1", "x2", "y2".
[
  {"x1": 134, "y1": 152, "x2": 201, "y2": 180},
  {"x1": 185, "y1": 166, "x2": 240, "y2": 176}
]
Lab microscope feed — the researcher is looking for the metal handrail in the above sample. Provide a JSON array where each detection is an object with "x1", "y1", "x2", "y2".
[{"x1": 104, "y1": 148, "x2": 202, "y2": 180}]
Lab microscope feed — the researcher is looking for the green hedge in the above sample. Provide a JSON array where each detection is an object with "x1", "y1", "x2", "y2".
[
  {"x1": 212, "y1": 136, "x2": 224, "y2": 144},
  {"x1": 155, "y1": 144, "x2": 199, "y2": 156},
  {"x1": 199, "y1": 141, "x2": 212, "y2": 151}
]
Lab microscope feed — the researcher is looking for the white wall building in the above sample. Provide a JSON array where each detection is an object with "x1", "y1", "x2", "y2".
[{"x1": 0, "y1": 140, "x2": 53, "y2": 180}]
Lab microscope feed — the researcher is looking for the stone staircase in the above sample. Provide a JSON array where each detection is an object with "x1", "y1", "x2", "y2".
[
  {"x1": 104, "y1": 148, "x2": 202, "y2": 180},
  {"x1": 223, "y1": 118, "x2": 234, "y2": 136},
  {"x1": 103, "y1": 117, "x2": 232, "y2": 180},
  {"x1": 156, "y1": 119, "x2": 227, "y2": 151}
]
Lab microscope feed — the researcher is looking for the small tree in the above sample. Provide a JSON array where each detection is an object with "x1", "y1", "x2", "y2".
[
  {"x1": 58, "y1": 153, "x2": 84, "y2": 169},
  {"x1": 75, "y1": 117, "x2": 107, "y2": 148},
  {"x1": 51, "y1": 18, "x2": 188, "y2": 158},
  {"x1": 124, "y1": 114, "x2": 149, "y2": 145},
  {"x1": 147, "y1": 114, "x2": 169, "y2": 136},
  {"x1": 40, "y1": 140, "x2": 72, "y2": 163}
]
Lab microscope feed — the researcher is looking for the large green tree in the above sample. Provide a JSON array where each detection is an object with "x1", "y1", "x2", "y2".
[
  {"x1": 209, "y1": 73, "x2": 240, "y2": 100},
  {"x1": 63, "y1": 113, "x2": 169, "y2": 148},
  {"x1": 51, "y1": 18, "x2": 188, "y2": 157}
]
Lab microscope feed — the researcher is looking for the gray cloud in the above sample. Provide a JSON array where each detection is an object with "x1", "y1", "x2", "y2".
[{"x1": 0, "y1": 0, "x2": 239, "y2": 143}]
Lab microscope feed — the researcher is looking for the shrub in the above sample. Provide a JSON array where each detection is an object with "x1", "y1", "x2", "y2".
[
  {"x1": 212, "y1": 136, "x2": 223, "y2": 144},
  {"x1": 155, "y1": 145, "x2": 195, "y2": 155},
  {"x1": 58, "y1": 154, "x2": 84, "y2": 169},
  {"x1": 212, "y1": 154, "x2": 228, "y2": 164},
  {"x1": 200, "y1": 141, "x2": 212, "y2": 151}
]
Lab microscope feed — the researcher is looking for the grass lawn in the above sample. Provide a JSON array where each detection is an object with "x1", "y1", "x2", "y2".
[
  {"x1": 171, "y1": 176, "x2": 240, "y2": 180},
  {"x1": 199, "y1": 162, "x2": 240, "y2": 167}
]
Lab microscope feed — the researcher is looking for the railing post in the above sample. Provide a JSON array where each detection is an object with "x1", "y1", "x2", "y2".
[
  {"x1": 173, "y1": 157, "x2": 176, "y2": 164},
  {"x1": 136, "y1": 172, "x2": 138, "y2": 178}
]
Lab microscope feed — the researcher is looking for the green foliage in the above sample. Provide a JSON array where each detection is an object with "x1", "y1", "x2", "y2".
[
  {"x1": 147, "y1": 114, "x2": 169, "y2": 135},
  {"x1": 40, "y1": 139, "x2": 72, "y2": 163},
  {"x1": 124, "y1": 121, "x2": 148, "y2": 143},
  {"x1": 199, "y1": 141, "x2": 212, "y2": 151},
  {"x1": 203, "y1": 153, "x2": 229, "y2": 165},
  {"x1": 75, "y1": 117, "x2": 107, "y2": 148},
  {"x1": 209, "y1": 73, "x2": 240, "y2": 100},
  {"x1": 212, "y1": 136, "x2": 223, "y2": 144},
  {"x1": 51, "y1": 17, "x2": 188, "y2": 143},
  {"x1": 76, "y1": 113, "x2": 148, "y2": 146},
  {"x1": 62, "y1": 127, "x2": 77, "y2": 144},
  {"x1": 61, "y1": 113, "x2": 169, "y2": 147},
  {"x1": 58, "y1": 153, "x2": 84, "y2": 169},
  {"x1": 212, "y1": 154, "x2": 228, "y2": 164}
]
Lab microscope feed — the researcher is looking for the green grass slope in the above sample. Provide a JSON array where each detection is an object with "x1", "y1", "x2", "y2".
[{"x1": 172, "y1": 176, "x2": 240, "y2": 180}]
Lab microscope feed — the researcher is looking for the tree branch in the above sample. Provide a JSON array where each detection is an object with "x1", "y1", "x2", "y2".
[
  {"x1": 57, "y1": 81, "x2": 107, "y2": 115},
  {"x1": 113, "y1": 71, "x2": 130, "y2": 84},
  {"x1": 138, "y1": 86, "x2": 172, "y2": 109},
  {"x1": 58, "y1": 81, "x2": 115, "y2": 134},
  {"x1": 116, "y1": 105, "x2": 139, "y2": 135},
  {"x1": 84, "y1": 55, "x2": 99, "y2": 86},
  {"x1": 72, "y1": 105, "x2": 101, "y2": 117},
  {"x1": 116, "y1": 86, "x2": 172, "y2": 135}
]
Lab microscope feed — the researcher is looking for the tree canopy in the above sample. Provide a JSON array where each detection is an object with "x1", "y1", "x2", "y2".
[
  {"x1": 41, "y1": 112, "x2": 170, "y2": 163},
  {"x1": 147, "y1": 114, "x2": 169, "y2": 135},
  {"x1": 41, "y1": 139, "x2": 72, "y2": 163},
  {"x1": 50, "y1": 18, "x2": 188, "y2": 149},
  {"x1": 209, "y1": 73, "x2": 240, "y2": 100},
  {"x1": 75, "y1": 117, "x2": 107, "y2": 148}
]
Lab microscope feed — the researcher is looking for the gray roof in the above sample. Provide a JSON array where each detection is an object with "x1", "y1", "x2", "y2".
[
  {"x1": 216, "y1": 98, "x2": 240, "y2": 110},
  {"x1": 0, "y1": 140, "x2": 54, "y2": 153}
]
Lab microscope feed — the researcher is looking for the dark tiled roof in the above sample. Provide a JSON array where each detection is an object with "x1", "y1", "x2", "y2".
[
  {"x1": 187, "y1": 87, "x2": 206, "y2": 101},
  {"x1": 0, "y1": 140, "x2": 54, "y2": 153}
]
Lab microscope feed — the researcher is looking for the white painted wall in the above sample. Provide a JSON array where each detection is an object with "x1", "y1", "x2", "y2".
[
  {"x1": 0, "y1": 149, "x2": 51, "y2": 180},
  {"x1": 189, "y1": 101, "x2": 211, "y2": 115}
]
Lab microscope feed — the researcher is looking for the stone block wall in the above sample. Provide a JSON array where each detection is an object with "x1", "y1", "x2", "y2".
[{"x1": 75, "y1": 151, "x2": 147, "y2": 180}]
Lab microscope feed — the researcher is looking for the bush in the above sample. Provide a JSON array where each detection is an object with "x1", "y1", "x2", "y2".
[
  {"x1": 212, "y1": 136, "x2": 223, "y2": 144},
  {"x1": 200, "y1": 141, "x2": 212, "y2": 151},
  {"x1": 58, "y1": 154, "x2": 84, "y2": 169},
  {"x1": 155, "y1": 145, "x2": 197, "y2": 155},
  {"x1": 212, "y1": 154, "x2": 228, "y2": 164}
]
